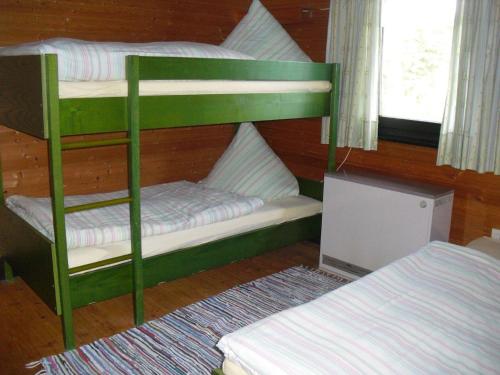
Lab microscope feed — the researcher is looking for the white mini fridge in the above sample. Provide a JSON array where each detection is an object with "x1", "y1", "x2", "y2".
[{"x1": 320, "y1": 169, "x2": 454, "y2": 278}]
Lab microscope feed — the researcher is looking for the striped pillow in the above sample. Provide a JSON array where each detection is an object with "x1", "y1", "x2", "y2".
[
  {"x1": 203, "y1": 123, "x2": 299, "y2": 201},
  {"x1": 221, "y1": 0, "x2": 311, "y2": 62}
]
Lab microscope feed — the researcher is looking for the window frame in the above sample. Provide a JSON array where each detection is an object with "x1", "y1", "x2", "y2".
[{"x1": 378, "y1": 116, "x2": 441, "y2": 148}]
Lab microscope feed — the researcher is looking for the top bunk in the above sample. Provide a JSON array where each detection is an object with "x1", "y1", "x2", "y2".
[{"x1": 0, "y1": 40, "x2": 339, "y2": 139}]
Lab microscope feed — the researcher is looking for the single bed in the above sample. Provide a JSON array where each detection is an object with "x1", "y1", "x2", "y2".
[
  {"x1": 17, "y1": 194, "x2": 321, "y2": 274},
  {"x1": 216, "y1": 241, "x2": 500, "y2": 374},
  {"x1": 6, "y1": 178, "x2": 322, "y2": 273},
  {"x1": 0, "y1": 38, "x2": 341, "y2": 349}
]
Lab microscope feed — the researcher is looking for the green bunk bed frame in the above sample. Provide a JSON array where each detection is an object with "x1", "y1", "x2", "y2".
[{"x1": 0, "y1": 54, "x2": 340, "y2": 350}]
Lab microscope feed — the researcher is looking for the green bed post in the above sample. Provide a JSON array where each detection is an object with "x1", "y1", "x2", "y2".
[
  {"x1": 327, "y1": 63, "x2": 341, "y2": 172},
  {"x1": 43, "y1": 54, "x2": 75, "y2": 349},
  {"x1": 126, "y1": 55, "x2": 144, "y2": 326}
]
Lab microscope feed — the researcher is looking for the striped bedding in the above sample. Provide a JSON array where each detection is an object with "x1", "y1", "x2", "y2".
[
  {"x1": 6, "y1": 181, "x2": 264, "y2": 249},
  {"x1": 0, "y1": 38, "x2": 254, "y2": 81},
  {"x1": 217, "y1": 241, "x2": 500, "y2": 374}
]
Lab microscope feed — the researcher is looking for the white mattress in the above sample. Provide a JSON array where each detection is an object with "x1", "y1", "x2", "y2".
[
  {"x1": 58, "y1": 80, "x2": 332, "y2": 99},
  {"x1": 69, "y1": 195, "x2": 321, "y2": 273}
]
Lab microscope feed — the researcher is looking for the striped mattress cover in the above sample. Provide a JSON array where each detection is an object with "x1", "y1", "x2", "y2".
[
  {"x1": 6, "y1": 181, "x2": 264, "y2": 249},
  {"x1": 217, "y1": 241, "x2": 500, "y2": 374},
  {"x1": 0, "y1": 38, "x2": 254, "y2": 81}
]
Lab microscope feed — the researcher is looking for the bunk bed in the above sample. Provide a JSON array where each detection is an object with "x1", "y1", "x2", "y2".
[{"x1": 0, "y1": 50, "x2": 340, "y2": 350}]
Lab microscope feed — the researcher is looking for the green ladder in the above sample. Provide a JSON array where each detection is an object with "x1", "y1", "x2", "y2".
[{"x1": 44, "y1": 55, "x2": 143, "y2": 349}]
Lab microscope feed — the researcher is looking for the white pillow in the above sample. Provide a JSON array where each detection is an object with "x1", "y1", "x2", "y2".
[
  {"x1": 221, "y1": 0, "x2": 311, "y2": 62},
  {"x1": 203, "y1": 123, "x2": 299, "y2": 201}
]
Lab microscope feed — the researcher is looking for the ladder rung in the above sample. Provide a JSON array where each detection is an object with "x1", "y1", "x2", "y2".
[
  {"x1": 65, "y1": 197, "x2": 132, "y2": 214},
  {"x1": 69, "y1": 254, "x2": 132, "y2": 275},
  {"x1": 61, "y1": 137, "x2": 130, "y2": 150}
]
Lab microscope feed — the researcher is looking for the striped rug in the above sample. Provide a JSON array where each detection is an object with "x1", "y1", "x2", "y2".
[{"x1": 37, "y1": 267, "x2": 349, "y2": 374}]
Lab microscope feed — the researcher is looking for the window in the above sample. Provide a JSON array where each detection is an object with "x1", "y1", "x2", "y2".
[{"x1": 378, "y1": 0, "x2": 456, "y2": 147}]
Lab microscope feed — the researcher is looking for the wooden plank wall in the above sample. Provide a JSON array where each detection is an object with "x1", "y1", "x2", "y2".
[{"x1": 0, "y1": 0, "x2": 498, "y2": 244}]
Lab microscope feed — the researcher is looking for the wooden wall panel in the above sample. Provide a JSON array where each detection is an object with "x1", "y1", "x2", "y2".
[
  {"x1": 1, "y1": 0, "x2": 497, "y2": 246},
  {"x1": 0, "y1": 0, "x2": 246, "y2": 45},
  {"x1": 259, "y1": 0, "x2": 330, "y2": 62},
  {"x1": 0, "y1": 125, "x2": 234, "y2": 196}
]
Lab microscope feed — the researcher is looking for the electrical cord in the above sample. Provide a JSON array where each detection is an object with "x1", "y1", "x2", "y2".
[{"x1": 336, "y1": 147, "x2": 352, "y2": 172}]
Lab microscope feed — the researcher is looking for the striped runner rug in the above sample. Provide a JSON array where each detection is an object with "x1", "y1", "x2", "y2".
[{"x1": 36, "y1": 267, "x2": 349, "y2": 374}]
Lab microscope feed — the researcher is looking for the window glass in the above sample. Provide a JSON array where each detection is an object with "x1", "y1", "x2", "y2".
[{"x1": 380, "y1": 0, "x2": 456, "y2": 123}]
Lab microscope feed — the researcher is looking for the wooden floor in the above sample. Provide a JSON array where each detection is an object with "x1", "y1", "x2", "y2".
[{"x1": 0, "y1": 242, "x2": 319, "y2": 375}]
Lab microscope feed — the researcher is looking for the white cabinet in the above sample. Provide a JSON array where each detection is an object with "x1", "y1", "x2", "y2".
[{"x1": 320, "y1": 169, "x2": 454, "y2": 278}]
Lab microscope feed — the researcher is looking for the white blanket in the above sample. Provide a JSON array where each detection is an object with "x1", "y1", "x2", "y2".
[
  {"x1": 6, "y1": 181, "x2": 264, "y2": 249},
  {"x1": 217, "y1": 241, "x2": 500, "y2": 374}
]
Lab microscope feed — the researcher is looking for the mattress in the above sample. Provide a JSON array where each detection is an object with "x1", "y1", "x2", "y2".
[
  {"x1": 217, "y1": 241, "x2": 500, "y2": 374},
  {"x1": 58, "y1": 80, "x2": 332, "y2": 99},
  {"x1": 69, "y1": 195, "x2": 321, "y2": 273}
]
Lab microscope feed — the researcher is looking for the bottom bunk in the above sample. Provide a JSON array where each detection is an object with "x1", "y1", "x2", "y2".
[
  {"x1": 0, "y1": 176, "x2": 322, "y2": 314},
  {"x1": 7, "y1": 185, "x2": 321, "y2": 273}
]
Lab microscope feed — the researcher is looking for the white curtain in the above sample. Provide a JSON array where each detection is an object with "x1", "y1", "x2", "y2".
[
  {"x1": 437, "y1": 0, "x2": 500, "y2": 174},
  {"x1": 321, "y1": 0, "x2": 381, "y2": 150}
]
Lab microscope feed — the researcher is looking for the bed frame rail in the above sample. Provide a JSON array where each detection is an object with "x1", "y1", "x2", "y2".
[
  {"x1": 137, "y1": 57, "x2": 332, "y2": 81},
  {"x1": 59, "y1": 92, "x2": 331, "y2": 135}
]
